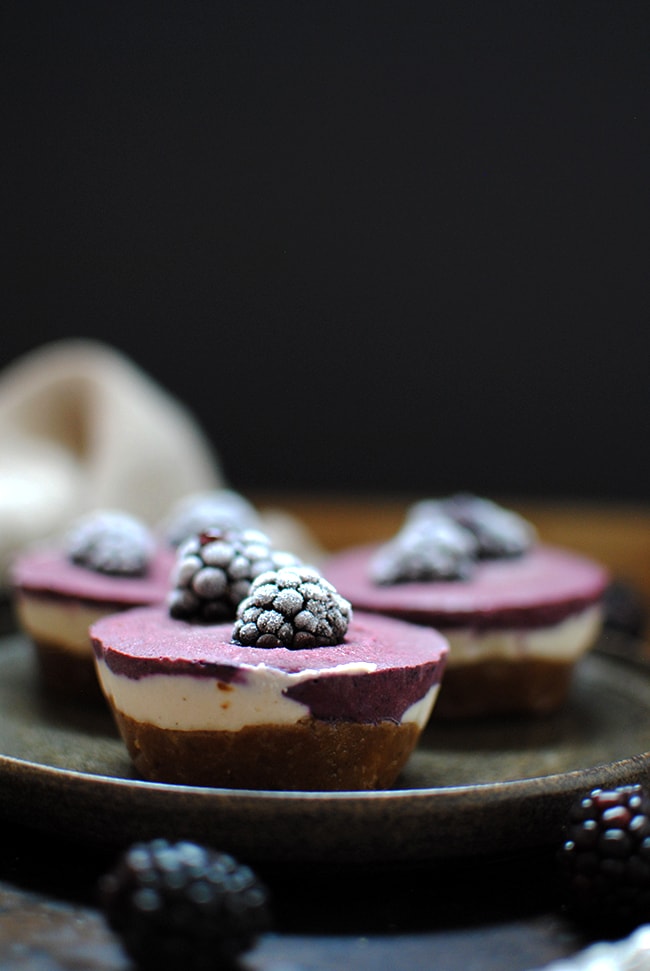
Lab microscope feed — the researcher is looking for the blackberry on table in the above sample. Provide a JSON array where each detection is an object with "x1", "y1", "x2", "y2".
[
  {"x1": 233, "y1": 565, "x2": 352, "y2": 649},
  {"x1": 65, "y1": 510, "x2": 154, "y2": 576},
  {"x1": 559, "y1": 784, "x2": 650, "y2": 932},
  {"x1": 168, "y1": 528, "x2": 300, "y2": 622},
  {"x1": 99, "y1": 839, "x2": 271, "y2": 971},
  {"x1": 369, "y1": 513, "x2": 477, "y2": 584}
]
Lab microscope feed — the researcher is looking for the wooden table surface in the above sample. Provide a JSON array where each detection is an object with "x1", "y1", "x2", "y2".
[{"x1": 1, "y1": 494, "x2": 649, "y2": 970}]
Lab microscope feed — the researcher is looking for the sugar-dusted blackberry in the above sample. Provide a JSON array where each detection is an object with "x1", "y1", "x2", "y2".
[
  {"x1": 161, "y1": 489, "x2": 261, "y2": 548},
  {"x1": 99, "y1": 839, "x2": 271, "y2": 971},
  {"x1": 369, "y1": 513, "x2": 478, "y2": 584},
  {"x1": 168, "y1": 527, "x2": 301, "y2": 622},
  {"x1": 233, "y1": 565, "x2": 352, "y2": 649},
  {"x1": 559, "y1": 784, "x2": 650, "y2": 931},
  {"x1": 65, "y1": 509, "x2": 154, "y2": 576},
  {"x1": 434, "y1": 493, "x2": 535, "y2": 558}
]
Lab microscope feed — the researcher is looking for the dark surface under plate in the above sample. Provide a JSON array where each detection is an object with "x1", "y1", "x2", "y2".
[{"x1": 2, "y1": 632, "x2": 650, "y2": 866}]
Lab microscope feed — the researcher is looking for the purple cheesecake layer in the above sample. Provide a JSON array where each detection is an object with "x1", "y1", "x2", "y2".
[
  {"x1": 285, "y1": 665, "x2": 438, "y2": 723},
  {"x1": 91, "y1": 607, "x2": 448, "y2": 724},
  {"x1": 323, "y1": 544, "x2": 609, "y2": 630},
  {"x1": 11, "y1": 546, "x2": 176, "y2": 608}
]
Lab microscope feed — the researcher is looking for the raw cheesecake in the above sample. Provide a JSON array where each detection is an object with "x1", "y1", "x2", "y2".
[
  {"x1": 323, "y1": 496, "x2": 609, "y2": 717},
  {"x1": 11, "y1": 511, "x2": 174, "y2": 700},
  {"x1": 91, "y1": 596, "x2": 448, "y2": 791}
]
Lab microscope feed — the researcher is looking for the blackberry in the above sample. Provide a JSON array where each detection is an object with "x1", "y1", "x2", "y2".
[
  {"x1": 161, "y1": 489, "x2": 261, "y2": 548},
  {"x1": 437, "y1": 492, "x2": 535, "y2": 558},
  {"x1": 233, "y1": 565, "x2": 352, "y2": 649},
  {"x1": 99, "y1": 839, "x2": 271, "y2": 971},
  {"x1": 168, "y1": 528, "x2": 301, "y2": 622},
  {"x1": 369, "y1": 513, "x2": 477, "y2": 584},
  {"x1": 560, "y1": 784, "x2": 650, "y2": 931},
  {"x1": 65, "y1": 510, "x2": 154, "y2": 576}
]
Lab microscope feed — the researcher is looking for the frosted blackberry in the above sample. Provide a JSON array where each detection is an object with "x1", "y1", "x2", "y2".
[
  {"x1": 438, "y1": 493, "x2": 535, "y2": 558},
  {"x1": 99, "y1": 839, "x2": 271, "y2": 971},
  {"x1": 65, "y1": 510, "x2": 154, "y2": 576},
  {"x1": 560, "y1": 784, "x2": 650, "y2": 931},
  {"x1": 370, "y1": 513, "x2": 477, "y2": 584},
  {"x1": 168, "y1": 528, "x2": 301, "y2": 622},
  {"x1": 161, "y1": 489, "x2": 260, "y2": 548},
  {"x1": 233, "y1": 566, "x2": 352, "y2": 649}
]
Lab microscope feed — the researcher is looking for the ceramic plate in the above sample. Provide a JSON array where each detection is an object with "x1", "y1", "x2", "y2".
[{"x1": 1, "y1": 633, "x2": 650, "y2": 865}]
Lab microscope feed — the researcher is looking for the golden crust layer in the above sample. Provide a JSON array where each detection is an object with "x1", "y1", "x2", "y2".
[
  {"x1": 30, "y1": 638, "x2": 104, "y2": 704},
  {"x1": 112, "y1": 710, "x2": 421, "y2": 791},
  {"x1": 434, "y1": 657, "x2": 575, "y2": 718}
]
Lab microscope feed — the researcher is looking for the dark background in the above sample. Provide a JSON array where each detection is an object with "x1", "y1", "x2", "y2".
[{"x1": 2, "y1": 1, "x2": 649, "y2": 501}]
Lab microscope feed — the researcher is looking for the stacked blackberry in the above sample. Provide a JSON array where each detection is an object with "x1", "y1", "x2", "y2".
[
  {"x1": 168, "y1": 528, "x2": 300, "y2": 623},
  {"x1": 233, "y1": 565, "x2": 352, "y2": 649}
]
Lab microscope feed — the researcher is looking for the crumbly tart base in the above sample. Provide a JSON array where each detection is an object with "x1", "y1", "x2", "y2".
[
  {"x1": 30, "y1": 638, "x2": 105, "y2": 705},
  {"x1": 433, "y1": 657, "x2": 576, "y2": 718},
  {"x1": 112, "y1": 711, "x2": 422, "y2": 791},
  {"x1": 14, "y1": 593, "x2": 126, "y2": 705}
]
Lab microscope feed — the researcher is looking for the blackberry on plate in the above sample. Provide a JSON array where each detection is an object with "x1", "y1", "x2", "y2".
[
  {"x1": 99, "y1": 839, "x2": 271, "y2": 971},
  {"x1": 65, "y1": 510, "x2": 154, "y2": 576},
  {"x1": 168, "y1": 528, "x2": 300, "y2": 622},
  {"x1": 233, "y1": 565, "x2": 352, "y2": 649},
  {"x1": 161, "y1": 489, "x2": 261, "y2": 548},
  {"x1": 559, "y1": 784, "x2": 650, "y2": 932},
  {"x1": 369, "y1": 513, "x2": 477, "y2": 584}
]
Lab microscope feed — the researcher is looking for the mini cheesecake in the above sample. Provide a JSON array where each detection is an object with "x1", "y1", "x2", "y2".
[
  {"x1": 91, "y1": 605, "x2": 448, "y2": 791},
  {"x1": 11, "y1": 511, "x2": 175, "y2": 701},
  {"x1": 323, "y1": 497, "x2": 609, "y2": 717}
]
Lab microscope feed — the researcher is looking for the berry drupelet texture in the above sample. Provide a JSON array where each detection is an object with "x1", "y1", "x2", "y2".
[
  {"x1": 436, "y1": 493, "x2": 536, "y2": 559},
  {"x1": 369, "y1": 493, "x2": 536, "y2": 585},
  {"x1": 168, "y1": 528, "x2": 300, "y2": 623},
  {"x1": 65, "y1": 510, "x2": 154, "y2": 576},
  {"x1": 99, "y1": 839, "x2": 271, "y2": 971},
  {"x1": 560, "y1": 784, "x2": 650, "y2": 932},
  {"x1": 370, "y1": 514, "x2": 477, "y2": 584},
  {"x1": 233, "y1": 565, "x2": 352, "y2": 649}
]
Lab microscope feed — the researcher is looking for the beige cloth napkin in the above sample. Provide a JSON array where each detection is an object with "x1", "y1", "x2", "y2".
[{"x1": 0, "y1": 340, "x2": 223, "y2": 584}]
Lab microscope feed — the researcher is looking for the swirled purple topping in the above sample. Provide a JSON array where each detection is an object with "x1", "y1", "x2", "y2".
[
  {"x1": 324, "y1": 543, "x2": 609, "y2": 630},
  {"x1": 90, "y1": 607, "x2": 448, "y2": 724}
]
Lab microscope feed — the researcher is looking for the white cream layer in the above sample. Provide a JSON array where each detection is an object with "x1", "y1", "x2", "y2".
[
  {"x1": 17, "y1": 594, "x2": 602, "y2": 678},
  {"x1": 94, "y1": 656, "x2": 440, "y2": 732},
  {"x1": 443, "y1": 604, "x2": 603, "y2": 667}
]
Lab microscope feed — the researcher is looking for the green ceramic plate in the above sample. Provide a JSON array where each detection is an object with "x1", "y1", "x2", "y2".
[{"x1": 1, "y1": 633, "x2": 649, "y2": 865}]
